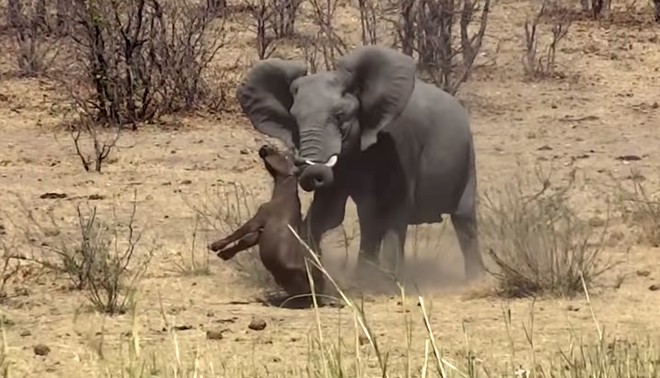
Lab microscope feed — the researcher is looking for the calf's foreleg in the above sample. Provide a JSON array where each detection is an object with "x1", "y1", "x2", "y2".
[
  {"x1": 215, "y1": 231, "x2": 260, "y2": 260},
  {"x1": 208, "y1": 206, "x2": 267, "y2": 252}
]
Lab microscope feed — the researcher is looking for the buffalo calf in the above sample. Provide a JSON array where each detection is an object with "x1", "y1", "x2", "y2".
[{"x1": 208, "y1": 145, "x2": 324, "y2": 306}]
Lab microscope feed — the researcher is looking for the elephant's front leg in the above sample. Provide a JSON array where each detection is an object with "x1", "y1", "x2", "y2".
[
  {"x1": 301, "y1": 187, "x2": 349, "y2": 256},
  {"x1": 354, "y1": 200, "x2": 386, "y2": 273}
]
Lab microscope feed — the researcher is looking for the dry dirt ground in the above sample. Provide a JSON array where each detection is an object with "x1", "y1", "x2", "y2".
[{"x1": 1, "y1": 0, "x2": 660, "y2": 376}]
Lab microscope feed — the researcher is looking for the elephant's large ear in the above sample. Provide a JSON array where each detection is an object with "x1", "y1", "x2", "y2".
[
  {"x1": 236, "y1": 59, "x2": 308, "y2": 148},
  {"x1": 337, "y1": 46, "x2": 415, "y2": 151}
]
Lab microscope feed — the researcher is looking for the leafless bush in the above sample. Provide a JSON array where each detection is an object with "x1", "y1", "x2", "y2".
[
  {"x1": 272, "y1": 0, "x2": 302, "y2": 37},
  {"x1": 357, "y1": 0, "x2": 381, "y2": 45},
  {"x1": 0, "y1": 243, "x2": 20, "y2": 302},
  {"x1": 612, "y1": 171, "x2": 660, "y2": 247},
  {"x1": 207, "y1": 0, "x2": 227, "y2": 14},
  {"x1": 386, "y1": 0, "x2": 490, "y2": 95},
  {"x1": 245, "y1": 0, "x2": 278, "y2": 59},
  {"x1": 479, "y1": 168, "x2": 615, "y2": 298},
  {"x1": 65, "y1": 108, "x2": 121, "y2": 173},
  {"x1": 18, "y1": 192, "x2": 153, "y2": 314},
  {"x1": 577, "y1": 0, "x2": 610, "y2": 19},
  {"x1": 64, "y1": 0, "x2": 226, "y2": 128},
  {"x1": 5, "y1": 0, "x2": 60, "y2": 76},
  {"x1": 522, "y1": 2, "x2": 572, "y2": 79},
  {"x1": 168, "y1": 215, "x2": 211, "y2": 276},
  {"x1": 187, "y1": 183, "x2": 275, "y2": 289},
  {"x1": 303, "y1": 0, "x2": 349, "y2": 71}
]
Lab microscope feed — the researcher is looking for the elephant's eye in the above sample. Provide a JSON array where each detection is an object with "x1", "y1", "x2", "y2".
[{"x1": 335, "y1": 111, "x2": 346, "y2": 123}]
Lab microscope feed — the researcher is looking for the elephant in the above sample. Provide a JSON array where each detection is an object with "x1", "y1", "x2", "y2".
[{"x1": 235, "y1": 45, "x2": 486, "y2": 282}]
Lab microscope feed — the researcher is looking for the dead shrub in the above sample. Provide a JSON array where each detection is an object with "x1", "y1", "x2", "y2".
[
  {"x1": 0, "y1": 242, "x2": 20, "y2": 302},
  {"x1": 356, "y1": 0, "x2": 382, "y2": 45},
  {"x1": 303, "y1": 0, "x2": 349, "y2": 72},
  {"x1": 522, "y1": 1, "x2": 573, "y2": 79},
  {"x1": 612, "y1": 170, "x2": 660, "y2": 247},
  {"x1": 271, "y1": 0, "x2": 302, "y2": 37},
  {"x1": 386, "y1": 0, "x2": 491, "y2": 95},
  {"x1": 64, "y1": 0, "x2": 226, "y2": 128},
  {"x1": 187, "y1": 183, "x2": 276, "y2": 289},
  {"x1": 18, "y1": 192, "x2": 153, "y2": 314},
  {"x1": 64, "y1": 108, "x2": 122, "y2": 173},
  {"x1": 244, "y1": 0, "x2": 278, "y2": 59},
  {"x1": 479, "y1": 168, "x2": 615, "y2": 298},
  {"x1": 168, "y1": 215, "x2": 211, "y2": 276},
  {"x1": 5, "y1": 0, "x2": 60, "y2": 77}
]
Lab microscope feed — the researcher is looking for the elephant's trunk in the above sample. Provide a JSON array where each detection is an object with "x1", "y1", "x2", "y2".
[
  {"x1": 298, "y1": 127, "x2": 326, "y2": 161},
  {"x1": 295, "y1": 123, "x2": 342, "y2": 191},
  {"x1": 299, "y1": 164, "x2": 334, "y2": 192}
]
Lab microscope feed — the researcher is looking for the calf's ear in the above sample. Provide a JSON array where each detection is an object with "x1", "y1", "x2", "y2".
[{"x1": 236, "y1": 59, "x2": 308, "y2": 148}]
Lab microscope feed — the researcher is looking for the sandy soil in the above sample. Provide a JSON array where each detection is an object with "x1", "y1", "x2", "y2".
[{"x1": 1, "y1": 0, "x2": 660, "y2": 376}]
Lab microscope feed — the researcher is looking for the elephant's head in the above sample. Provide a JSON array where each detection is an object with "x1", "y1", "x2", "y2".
[{"x1": 236, "y1": 46, "x2": 416, "y2": 192}]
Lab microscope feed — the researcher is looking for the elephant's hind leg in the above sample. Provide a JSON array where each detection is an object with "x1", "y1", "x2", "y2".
[{"x1": 451, "y1": 211, "x2": 485, "y2": 282}]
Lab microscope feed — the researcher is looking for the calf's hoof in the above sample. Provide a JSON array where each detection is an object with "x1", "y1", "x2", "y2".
[
  {"x1": 217, "y1": 250, "x2": 235, "y2": 261},
  {"x1": 208, "y1": 241, "x2": 226, "y2": 252}
]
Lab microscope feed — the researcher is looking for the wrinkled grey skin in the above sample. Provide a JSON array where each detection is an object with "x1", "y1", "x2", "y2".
[{"x1": 235, "y1": 45, "x2": 485, "y2": 281}]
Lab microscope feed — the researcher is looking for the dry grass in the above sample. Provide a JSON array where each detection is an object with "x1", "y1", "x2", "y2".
[
  {"x1": 613, "y1": 170, "x2": 660, "y2": 248},
  {"x1": 9, "y1": 191, "x2": 154, "y2": 314},
  {"x1": 186, "y1": 182, "x2": 277, "y2": 289},
  {"x1": 479, "y1": 167, "x2": 617, "y2": 298},
  {"x1": 1, "y1": 231, "x2": 655, "y2": 377}
]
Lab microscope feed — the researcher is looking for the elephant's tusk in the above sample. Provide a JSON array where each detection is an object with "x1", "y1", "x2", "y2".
[
  {"x1": 303, "y1": 155, "x2": 338, "y2": 167},
  {"x1": 324, "y1": 155, "x2": 338, "y2": 168}
]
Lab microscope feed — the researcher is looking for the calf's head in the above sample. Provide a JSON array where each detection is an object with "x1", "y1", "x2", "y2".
[
  {"x1": 258, "y1": 144, "x2": 297, "y2": 181},
  {"x1": 237, "y1": 46, "x2": 416, "y2": 192}
]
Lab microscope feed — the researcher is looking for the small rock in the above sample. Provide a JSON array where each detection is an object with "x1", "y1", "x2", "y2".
[
  {"x1": 537, "y1": 145, "x2": 553, "y2": 151},
  {"x1": 180, "y1": 180, "x2": 192, "y2": 185},
  {"x1": 39, "y1": 192, "x2": 67, "y2": 199},
  {"x1": 588, "y1": 217, "x2": 606, "y2": 227},
  {"x1": 240, "y1": 148, "x2": 249, "y2": 155},
  {"x1": 248, "y1": 318, "x2": 267, "y2": 331},
  {"x1": 358, "y1": 335, "x2": 369, "y2": 346},
  {"x1": 566, "y1": 305, "x2": 579, "y2": 312},
  {"x1": 88, "y1": 194, "x2": 105, "y2": 200},
  {"x1": 206, "y1": 330, "x2": 223, "y2": 340},
  {"x1": 34, "y1": 344, "x2": 50, "y2": 356},
  {"x1": 616, "y1": 155, "x2": 642, "y2": 161},
  {"x1": 636, "y1": 270, "x2": 651, "y2": 277},
  {"x1": 20, "y1": 330, "x2": 31, "y2": 337},
  {"x1": 173, "y1": 325, "x2": 193, "y2": 331},
  {"x1": 649, "y1": 284, "x2": 659, "y2": 291}
]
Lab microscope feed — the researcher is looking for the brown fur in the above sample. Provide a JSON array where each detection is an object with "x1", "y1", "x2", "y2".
[{"x1": 208, "y1": 145, "x2": 324, "y2": 305}]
